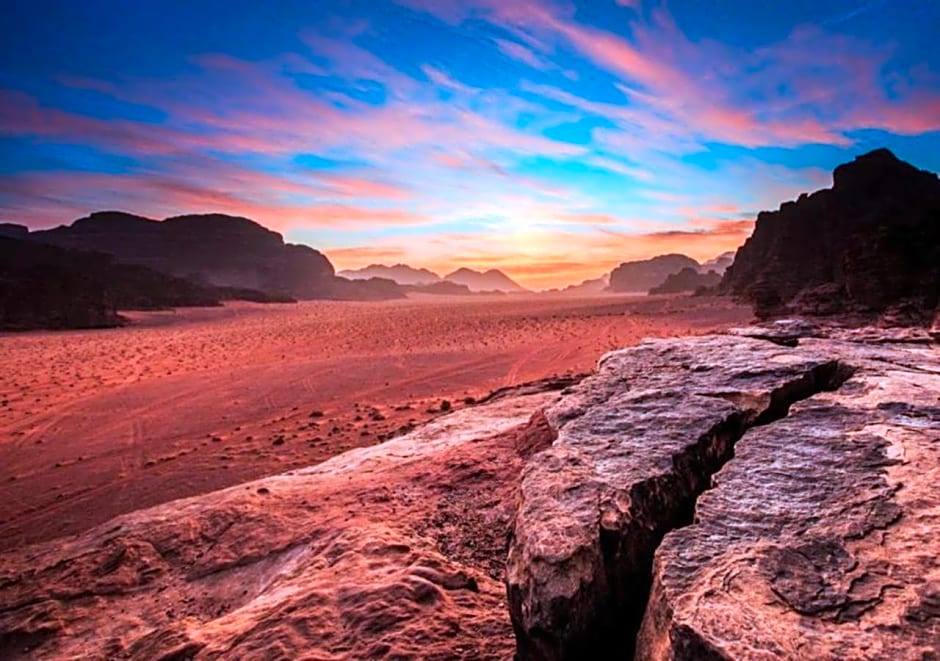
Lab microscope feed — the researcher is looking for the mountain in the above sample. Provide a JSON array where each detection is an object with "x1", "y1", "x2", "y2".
[
  {"x1": 443, "y1": 267, "x2": 527, "y2": 293},
  {"x1": 699, "y1": 251, "x2": 735, "y2": 275},
  {"x1": 608, "y1": 254, "x2": 700, "y2": 293},
  {"x1": 561, "y1": 274, "x2": 610, "y2": 295},
  {"x1": 648, "y1": 267, "x2": 722, "y2": 295},
  {"x1": 0, "y1": 236, "x2": 222, "y2": 330},
  {"x1": 25, "y1": 211, "x2": 404, "y2": 301},
  {"x1": 338, "y1": 264, "x2": 441, "y2": 286},
  {"x1": 720, "y1": 149, "x2": 940, "y2": 321},
  {"x1": 404, "y1": 281, "x2": 475, "y2": 296},
  {"x1": 0, "y1": 223, "x2": 29, "y2": 239}
]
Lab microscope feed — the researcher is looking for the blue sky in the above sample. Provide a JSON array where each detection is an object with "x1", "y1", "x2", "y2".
[{"x1": 1, "y1": 0, "x2": 938, "y2": 288}]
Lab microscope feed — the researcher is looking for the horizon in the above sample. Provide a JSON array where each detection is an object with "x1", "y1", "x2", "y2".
[{"x1": 2, "y1": 1, "x2": 939, "y2": 288}]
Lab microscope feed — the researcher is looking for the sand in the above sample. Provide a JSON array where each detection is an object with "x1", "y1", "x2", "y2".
[{"x1": 0, "y1": 294, "x2": 751, "y2": 551}]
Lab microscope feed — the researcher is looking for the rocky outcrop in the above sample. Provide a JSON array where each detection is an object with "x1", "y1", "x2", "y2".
[
  {"x1": 506, "y1": 327, "x2": 938, "y2": 659},
  {"x1": 444, "y1": 267, "x2": 528, "y2": 293},
  {"x1": 648, "y1": 267, "x2": 721, "y2": 295},
  {"x1": 721, "y1": 149, "x2": 940, "y2": 321},
  {"x1": 699, "y1": 251, "x2": 734, "y2": 275},
  {"x1": 609, "y1": 255, "x2": 699, "y2": 293},
  {"x1": 0, "y1": 237, "x2": 226, "y2": 330},
  {"x1": 0, "y1": 384, "x2": 565, "y2": 659},
  {"x1": 636, "y1": 334, "x2": 940, "y2": 659},
  {"x1": 562, "y1": 274, "x2": 610, "y2": 295},
  {"x1": 26, "y1": 211, "x2": 404, "y2": 301}
]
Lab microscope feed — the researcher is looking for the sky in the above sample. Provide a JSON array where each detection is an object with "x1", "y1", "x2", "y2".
[{"x1": 1, "y1": 0, "x2": 939, "y2": 289}]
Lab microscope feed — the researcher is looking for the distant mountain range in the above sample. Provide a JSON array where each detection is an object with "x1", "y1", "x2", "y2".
[
  {"x1": 339, "y1": 264, "x2": 442, "y2": 286},
  {"x1": 339, "y1": 263, "x2": 527, "y2": 293},
  {"x1": 442, "y1": 267, "x2": 528, "y2": 293},
  {"x1": 1, "y1": 209, "x2": 738, "y2": 332}
]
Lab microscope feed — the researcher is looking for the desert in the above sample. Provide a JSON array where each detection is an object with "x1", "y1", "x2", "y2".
[
  {"x1": 0, "y1": 294, "x2": 750, "y2": 552},
  {"x1": 3, "y1": 1, "x2": 940, "y2": 659}
]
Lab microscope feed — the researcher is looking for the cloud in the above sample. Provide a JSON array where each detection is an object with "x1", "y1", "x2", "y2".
[{"x1": 493, "y1": 38, "x2": 552, "y2": 70}]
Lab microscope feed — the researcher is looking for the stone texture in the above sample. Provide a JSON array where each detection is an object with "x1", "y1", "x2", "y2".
[
  {"x1": 0, "y1": 386, "x2": 563, "y2": 660},
  {"x1": 720, "y1": 149, "x2": 940, "y2": 321},
  {"x1": 636, "y1": 336, "x2": 940, "y2": 660},
  {"x1": 505, "y1": 334, "x2": 851, "y2": 659}
]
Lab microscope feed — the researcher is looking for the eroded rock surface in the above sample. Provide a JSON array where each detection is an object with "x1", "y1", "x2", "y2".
[
  {"x1": 506, "y1": 335, "x2": 851, "y2": 658},
  {"x1": 636, "y1": 337, "x2": 940, "y2": 660},
  {"x1": 0, "y1": 386, "x2": 562, "y2": 659},
  {"x1": 506, "y1": 330, "x2": 938, "y2": 660}
]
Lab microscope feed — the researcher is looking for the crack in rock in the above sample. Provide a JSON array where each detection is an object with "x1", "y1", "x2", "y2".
[{"x1": 505, "y1": 335, "x2": 853, "y2": 660}]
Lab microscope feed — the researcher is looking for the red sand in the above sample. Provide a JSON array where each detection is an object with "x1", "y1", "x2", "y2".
[{"x1": 0, "y1": 294, "x2": 751, "y2": 551}]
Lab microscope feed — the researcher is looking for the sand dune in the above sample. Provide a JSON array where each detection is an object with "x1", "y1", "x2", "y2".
[{"x1": 0, "y1": 294, "x2": 750, "y2": 551}]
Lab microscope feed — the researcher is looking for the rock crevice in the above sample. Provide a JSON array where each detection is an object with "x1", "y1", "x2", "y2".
[{"x1": 505, "y1": 331, "x2": 934, "y2": 660}]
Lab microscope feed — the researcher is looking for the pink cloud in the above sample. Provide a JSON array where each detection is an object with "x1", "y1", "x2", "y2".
[
  {"x1": 0, "y1": 169, "x2": 427, "y2": 231},
  {"x1": 493, "y1": 38, "x2": 552, "y2": 70},
  {"x1": 313, "y1": 173, "x2": 412, "y2": 200}
]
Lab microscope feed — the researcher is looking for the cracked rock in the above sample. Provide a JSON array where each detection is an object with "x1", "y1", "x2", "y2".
[
  {"x1": 505, "y1": 335, "x2": 851, "y2": 659},
  {"x1": 636, "y1": 336, "x2": 940, "y2": 660}
]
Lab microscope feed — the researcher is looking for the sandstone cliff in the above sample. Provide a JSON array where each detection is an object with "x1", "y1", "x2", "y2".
[{"x1": 721, "y1": 149, "x2": 940, "y2": 321}]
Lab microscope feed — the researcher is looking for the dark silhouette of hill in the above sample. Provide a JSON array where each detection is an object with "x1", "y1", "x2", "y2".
[
  {"x1": 721, "y1": 149, "x2": 940, "y2": 321},
  {"x1": 649, "y1": 267, "x2": 722, "y2": 295},
  {"x1": 29, "y1": 211, "x2": 403, "y2": 301},
  {"x1": 608, "y1": 254, "x2": 699, "y2": 293},
  {"x1": 404, "y1": 281, "x2": 475, "y2": 295},
  {"x1": 0, "y1": 237, "x2": 227, "y2": 330}
]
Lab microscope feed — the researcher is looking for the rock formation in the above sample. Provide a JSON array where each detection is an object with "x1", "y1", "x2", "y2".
[
  {"x1": 608, "y1": 254, "x2": 699, "y2": 293},
  {"x1": 444, "y1": 267, "x2": 528, "y2": 293},
  {"x1": 562, "y1": 274, "x2": 610, "y2": 295},
  {"x1": 0, "y1": 237, "x2": 224, "y2": 330},
  {"x1": 0, "y1": 384, "x2": 565, "y2": 660},
  {"x1": 699, "y1": 251, "x2": 735, "y2": 275},
  {"x1": 0, "y1": 223, "x2": 29, "y2": 239},
  {"x1": 405, "y1": 280, "x2": 476, "y2": 295},
  {"x1": 339, "y1": 263, "x2": 442, "y2": 286},
  {"x1": 721, "y1": 149, "x2": 940, "y2": 321},
  {"x1": 648, "y1": 267, "x2": 721, "y2": 295},
  {"x1": 505, "y1": 325, "x2": 938, "y2": 659},
  {"x1": 25, "y1": 211, "x2": 404, "y2": 301}
]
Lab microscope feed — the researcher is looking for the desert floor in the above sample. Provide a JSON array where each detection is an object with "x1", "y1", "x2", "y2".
[{"x1": 0, "y1": 294, "x2": 751, "y2": 551}]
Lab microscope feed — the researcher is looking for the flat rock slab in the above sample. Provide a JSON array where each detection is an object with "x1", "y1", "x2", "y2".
[
  {"x1": 0, "y1": 387, "x2": 562, "y2": 660},
  {"x1": 637, "y1": 337, "x2": 940, "y2": 660}
]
